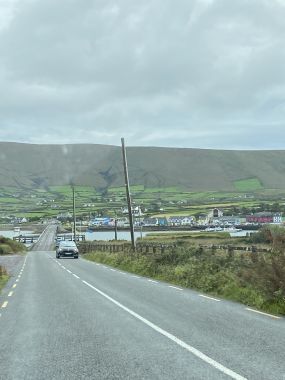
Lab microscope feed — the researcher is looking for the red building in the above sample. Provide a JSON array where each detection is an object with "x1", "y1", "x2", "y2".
[{"x1": 246, "y1": 212, "x2": 273, "y2": 224}]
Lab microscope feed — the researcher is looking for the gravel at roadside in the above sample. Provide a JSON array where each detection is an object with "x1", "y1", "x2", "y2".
[{"x1": 0, "y1": 255, "x2": 25, "y2": 277}]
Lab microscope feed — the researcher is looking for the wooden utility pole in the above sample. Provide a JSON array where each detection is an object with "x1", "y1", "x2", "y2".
[
  {"x1": 121, "y1": 137, "x2": 136, "y2": 250},
  {"x1": 72, "y1": 185, "x2": 76, "y2": 242},
  {"x1": 114, "y1": 218, "x2": 118, "y2": 241}
]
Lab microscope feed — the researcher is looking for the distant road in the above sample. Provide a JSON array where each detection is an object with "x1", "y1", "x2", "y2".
[{"x1": 0, "y1": 226, "x2": 284, "y2": 379}]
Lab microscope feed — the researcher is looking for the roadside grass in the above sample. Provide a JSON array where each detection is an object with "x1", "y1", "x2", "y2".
[
  {"x1": 82, "y1": 231, "x2": 284, "y2": 316},
  {"x1": 0, "y1": 275, "x2": 9, "y2": 293},
  {"x1": 0, "y1": 237, "x2": 27, "y2": 254},
  {"x1": 0, "y1": 266, "x2": 9, "y2": 293}
]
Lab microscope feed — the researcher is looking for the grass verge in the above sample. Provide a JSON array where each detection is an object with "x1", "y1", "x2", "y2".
[
  {"x1": 0, "y1": 266, "x2": 9, "y2": 293},
  {"x1": 83, "y1": 247, "x2": 285, "y2": 316}
]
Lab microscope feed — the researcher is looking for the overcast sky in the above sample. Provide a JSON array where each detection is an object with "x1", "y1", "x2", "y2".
[{"x1": 0, "y1": 0, "x2": 284, "y2": 149}]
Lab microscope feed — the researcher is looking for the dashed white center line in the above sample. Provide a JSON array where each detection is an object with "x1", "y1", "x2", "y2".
[
  {"x1": 1, "y1": 301, "x2": 8, "y2": 308},
  {"x1": 168, "y1": 285, "x2": 183, "y2": 291},
  {"x1": 245, "y1": 307, "x2": 280, "y2": 319},
  {"x1": 199, "y1": 295, "x2": 220, "y2": 302},
  {"x1": 12, "y1": 284, "x2": 17, "y2": 289},
  {"x1": 8, "y1": 291, "x2": 13, "y2": 297},
  {"x1": 62, "y1": 266, "x2": 66, "y2": 269},
  {"x1": 73, "y1": 274, "x2": 80, "y2": 279},
  {"x1": 148, "y1": 279, "x2": 158, "y2": 284},
  {"x1": 66, "y1": 270, "x2": 72, "y2": 274}
]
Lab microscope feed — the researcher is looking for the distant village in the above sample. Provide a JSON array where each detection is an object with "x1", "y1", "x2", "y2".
[
  {"x1": 84, "y1": 208, "x2": 283, "y2": 229},
  {"x1": 2, "y1": 207, "x2": 283, "y2": 230}
]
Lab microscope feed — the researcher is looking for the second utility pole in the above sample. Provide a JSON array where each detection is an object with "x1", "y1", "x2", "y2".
[
  {"x1": 72, "y1": 185, "x2": 76, "y2": 242},
  {"x1": 121, "y1": 137, "x2": 136, "y2": 251}
]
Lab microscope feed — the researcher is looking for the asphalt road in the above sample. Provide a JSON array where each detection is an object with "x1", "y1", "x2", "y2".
[{"x1": 0, "y1": 226, "x2": 284, "y2": 380}]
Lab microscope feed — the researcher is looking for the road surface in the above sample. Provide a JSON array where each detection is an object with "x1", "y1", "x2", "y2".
[{"x1": 0, "y1": 225, "x2": 284, "y2": 379}]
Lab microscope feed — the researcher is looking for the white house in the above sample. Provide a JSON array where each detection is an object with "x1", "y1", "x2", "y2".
[{"x1": 273, "y1": 213, "x2": 282, "y2": 224}]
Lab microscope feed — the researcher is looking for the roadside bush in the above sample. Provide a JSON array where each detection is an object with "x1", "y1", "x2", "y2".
[
  {"x1": 0, "y1": 244, "x2": 12, "y2": 255},
  {"x1": 0, "y1": 236, "x2": 26, "y2": 255},
  {"x1": 83, "y1": 241, "x2": 285, "y2": 315}
]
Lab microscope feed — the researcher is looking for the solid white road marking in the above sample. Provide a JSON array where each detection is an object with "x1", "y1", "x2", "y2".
[
  {"x1": 245, "y1": 308, "x2": 280, "y2": 319},
  {"x1": 8, "y1": 291, "x2": 13, "y2": 297},
  {"x1": 81, "y1": 279, "x2": 246, "y2": 380},
  {"x1": 73, "y1": 274, "x2": 80, "y2": 279},
  {"x1": 148, "y1": 279, "x2": 158, "y2": 284},
  {"x1": 1, "y1": 301, "x2": 8, "y2": 308},
  {"x1": 199, "y1": 295, "x2": 220, "y2": 302},
  {"x1": 168, "y1": 285, "x2": 183, "y2": 291}
]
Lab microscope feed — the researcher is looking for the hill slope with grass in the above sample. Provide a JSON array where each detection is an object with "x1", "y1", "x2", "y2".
[{"x1": 0, "y1": 142, "x2": 285, "y2": 191}]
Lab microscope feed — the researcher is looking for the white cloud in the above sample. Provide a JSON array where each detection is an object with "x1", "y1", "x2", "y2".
[{"x1": 0, "y1": 0, "x2": 284, "y2": 148}]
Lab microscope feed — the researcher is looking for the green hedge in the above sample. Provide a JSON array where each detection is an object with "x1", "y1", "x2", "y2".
[{"x1": 84, "y1": 246, "x2": 285, "y2": 316}]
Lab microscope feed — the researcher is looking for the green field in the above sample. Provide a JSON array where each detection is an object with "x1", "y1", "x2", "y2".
[
  {"x1": 234, "y1": 178, "x2": 263, "y2": 191},
  {"x1": 0, "y1": 183, "x2": 284, "y2": 221}
]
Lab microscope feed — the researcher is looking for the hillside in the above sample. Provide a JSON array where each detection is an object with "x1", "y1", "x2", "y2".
[{"x1": 0, "y1": 142, "x2": 285, "y2": 191}]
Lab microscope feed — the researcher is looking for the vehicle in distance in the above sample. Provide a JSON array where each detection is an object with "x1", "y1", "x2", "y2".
[{"x1": 56, "y1": 240, "x2": 79, "y2": 259}]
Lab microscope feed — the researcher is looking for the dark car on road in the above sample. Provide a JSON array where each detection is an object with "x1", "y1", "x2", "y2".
[{"x1": 56, "y1": 240, "x2": 79, "y2": 259}]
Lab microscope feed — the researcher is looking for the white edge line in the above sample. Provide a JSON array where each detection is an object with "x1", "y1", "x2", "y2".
[
  {"x1": 148, "y1": 279, "x2": 158, "y2": 283},
  {"x1": 199, "y1": 295, "x2": 220, "y2": 302},
  {"x1": 81, "y1": 280, "x2": 246, "y2": 380},
  {"x1": 168, "y1": 285, "x2": 183, "y2": 291},
  {"x1": 245, "y1": 307, "x2": 280, "y2": 319}
]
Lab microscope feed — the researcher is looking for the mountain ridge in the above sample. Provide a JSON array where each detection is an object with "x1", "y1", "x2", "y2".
[{"x1": 0, "y1": 142, "x2": 284, "y2": 191}]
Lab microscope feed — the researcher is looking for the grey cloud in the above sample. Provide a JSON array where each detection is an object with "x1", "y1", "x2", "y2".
[{"x1": 0, "y1": 0, "x2": 284, "y2": 148}]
